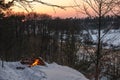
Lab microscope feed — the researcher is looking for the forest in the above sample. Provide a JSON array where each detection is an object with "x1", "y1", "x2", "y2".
[{"x1": 0, "y1": 12, "x2": 120, "y2": 80}]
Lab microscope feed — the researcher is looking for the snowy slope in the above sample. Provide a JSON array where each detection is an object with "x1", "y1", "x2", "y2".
[
  {"x1": 91, "y1": 29, "x2": 120, "y2": 47},
  {"x1": 102, "y1": 31, "x2": 120, "y2": 46},
  {"x1": 0, "y1": 61, "x2": 88, "y2": 80}
]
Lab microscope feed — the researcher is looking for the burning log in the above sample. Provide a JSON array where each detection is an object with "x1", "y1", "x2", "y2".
[
  {"x1": 20, "y1": 57, "x2": 46, "y2": 67},
  {"x1": 29, "y1": 57, "x2": 46, "y2": 67},
  {"x1": 31, "y1": 59, "x2": 40, "y2": 66}
]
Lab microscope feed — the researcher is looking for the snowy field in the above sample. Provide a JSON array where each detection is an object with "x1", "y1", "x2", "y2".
[{"x1": 0, "y1": 61, "x2": 88, "y2": 80}]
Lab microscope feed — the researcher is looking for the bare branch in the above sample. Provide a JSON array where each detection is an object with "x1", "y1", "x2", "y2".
[
  {"x1": 84, "y1": 0, "x2": 99, "y2": 15},
  {"x1": 100, "y1": 25, "x2": 114, "y2": 40},
  {"x1": 14, "y1": 0, "x2": 80, "y2": 11},
  {"x1": 0, "y1": 0, "x2": 80, "y2": 12},
  {"x1": 83, "y1": 3, "x2": 92, "y2": 17},
  {"x1": 0, "y1": 0, "x2": 14, "y2": 10}
]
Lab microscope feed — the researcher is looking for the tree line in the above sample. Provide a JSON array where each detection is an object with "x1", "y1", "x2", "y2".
[
  {"x1": 0, "y1": 12, "x2": 119, "y2": 61},
  {"x1": 0, "y1": 12, "x2": 120, "y2": 80}
]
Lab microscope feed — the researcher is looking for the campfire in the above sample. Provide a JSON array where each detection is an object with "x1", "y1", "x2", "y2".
[
  {"x1": 30, "y1": 57, "x2": 46, "y2": 67},
  {"x1": 31, "y1": 59, "x2": 40, "y2": 67},
  {"x1": 20, "y1": 57, "x2": 46, "y2": 67}
]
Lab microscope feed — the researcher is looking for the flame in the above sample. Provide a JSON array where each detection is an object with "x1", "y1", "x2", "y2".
[{"x1": 31, "y1": 59, "x2": 40, "y2": 67}]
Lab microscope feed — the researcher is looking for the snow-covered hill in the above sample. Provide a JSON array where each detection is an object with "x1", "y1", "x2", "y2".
[{"x1": 0, "y1": 61, "x2": 88, "y2": 80}]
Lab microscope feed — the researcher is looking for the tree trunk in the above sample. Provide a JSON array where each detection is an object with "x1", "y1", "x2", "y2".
[
  {"x1": 95, "y1": 63, "x2": 99, "y2": 80},
  {"x1": 95, "y1": 3, "x2": 102, "y2": 80}
]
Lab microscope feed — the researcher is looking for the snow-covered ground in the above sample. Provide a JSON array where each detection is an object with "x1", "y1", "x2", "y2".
[
  {"x1": 102, "y1": 31, "x2": 120, "y2": 46},
  {"x1": 0, "y1": 61, "x2": 88, "y2": 80},
  {"x1": 91, "y1": 29, "x2": 120, "y2": 47}
]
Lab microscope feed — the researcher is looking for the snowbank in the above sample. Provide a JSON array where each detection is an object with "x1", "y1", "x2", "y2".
[{"x1": 0, "y1": 61, "x2": 88, "y2": 80}]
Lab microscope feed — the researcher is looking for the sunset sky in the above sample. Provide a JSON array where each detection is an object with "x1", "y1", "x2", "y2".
[{"x1": 10, "y1": 0, "x2": 86, "y2": 18}]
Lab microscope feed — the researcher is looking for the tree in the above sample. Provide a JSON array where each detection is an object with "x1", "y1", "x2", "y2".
[
  {"x1": 75, "y1": 0, "x2": 119, "y2": 80},
  {"x1": 0, "y1": 0, "x2": 13, "y2": 10},
  {"x1": 0, "y1": 11, "x2": 5, "y2": 67}
]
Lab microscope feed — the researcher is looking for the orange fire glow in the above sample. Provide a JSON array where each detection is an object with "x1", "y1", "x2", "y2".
[{"x1": 31, "y1": 59, "x2": 40, "y2": 67}]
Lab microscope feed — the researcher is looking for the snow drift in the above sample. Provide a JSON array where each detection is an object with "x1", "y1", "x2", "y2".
[{"x1": 0, "y1": 61, "x2": 88, "y2": 80}]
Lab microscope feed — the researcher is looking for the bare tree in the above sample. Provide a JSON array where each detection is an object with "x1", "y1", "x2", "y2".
[{"x1": 73, "y1": 0, "x2": 119, "y2": 80}]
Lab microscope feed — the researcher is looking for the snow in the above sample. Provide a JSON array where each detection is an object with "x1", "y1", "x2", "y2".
[
  {"x1": 102, "y1": 31, "x2": 120, "y2": 46},
  {"x1": 90, "y1": 29, "x2": 120, "y2": 47},
  {"x1": 0, "y1": 61, "x2": 88, "y2": 80}
]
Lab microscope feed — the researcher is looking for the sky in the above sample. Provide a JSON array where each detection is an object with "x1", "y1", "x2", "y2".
[
  {"x1": 6, "y1": 0, "x2": 118, "y2": 18},
  {"x1": 10, "y1": 0, "x2": 86, "y2": 18}
]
